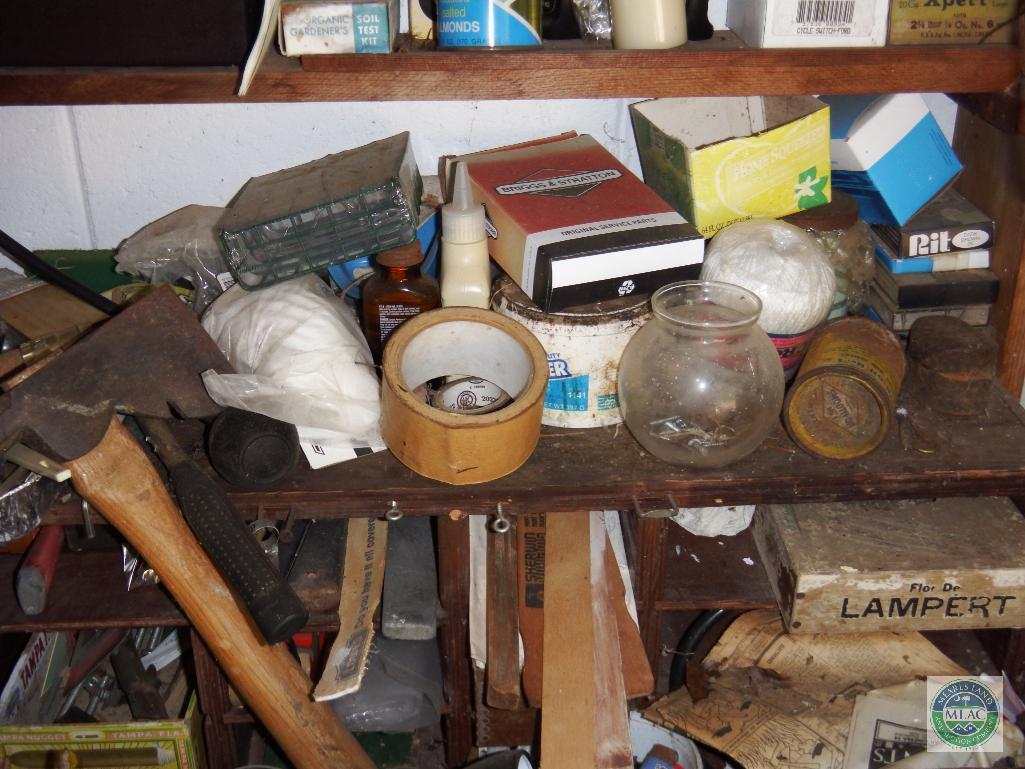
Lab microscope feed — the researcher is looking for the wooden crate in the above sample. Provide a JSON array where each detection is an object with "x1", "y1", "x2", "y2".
[{"x1": 752, "y1": 497, "x2": 1025, "y2": 634}]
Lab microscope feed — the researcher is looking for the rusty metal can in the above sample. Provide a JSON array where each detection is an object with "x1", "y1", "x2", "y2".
[{"x1": 784, "y1": 317, "x2": 906, "y2": 460}]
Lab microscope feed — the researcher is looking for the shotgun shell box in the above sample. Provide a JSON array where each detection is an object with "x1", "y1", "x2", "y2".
[
  {"x1": 727, "y1": 0, "x2": 890, "y2": 47},
  {"x1": 0, "y1": 694, "x2": 206, "y2": 769},
  {"x1": 462, "y1": 134, "x2": 704, "y2": 312},
  {"x1": 871, "y1": 188, "x2": 995, "y2": 258},
  {"x1": 823, "y1": 93, "x2": 962, "y2": 226},
  {"x1": 873, "y1": 235, "x2": 990, "y2": 274},
  {"x1": 864, "y1": 285, "x2": 992, "y2": 332},
  {"x1": 752, "y1": 497, "x2": 1025, "y2": 634},
  {"x1": 279, "y1": 0, "x2": 398, "y2": 55},
  {"x1": 889, "y1": 0, "x2": 1019, "y2": 45},
  {"x1": 872, "y1": 265, "x2": 999, "y2": 309},
  {"x1": 630, "y1": 96, "x2": 831, "y2": 238}
]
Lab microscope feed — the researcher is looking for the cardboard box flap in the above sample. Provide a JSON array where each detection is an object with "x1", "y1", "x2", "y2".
[
  {"x1": 828, "y1": 94, "x2": 933, "y2": 172},
  {"x1": 631, "y1": 95, "x2": 826, "y2": 151}
]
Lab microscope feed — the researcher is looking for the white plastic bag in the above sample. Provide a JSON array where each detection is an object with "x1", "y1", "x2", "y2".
[
  {"x1": 115, "y1": 204, "x2": 231, "y2": 315},
  {"x1": 201, "y1": 275, "x2": 382, "y2": 444}
]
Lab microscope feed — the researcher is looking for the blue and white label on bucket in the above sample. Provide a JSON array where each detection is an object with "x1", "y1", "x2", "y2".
[
  {"x1": 545, "y1": 374, "x2": 589, "y2": 412},
  {"x1": 437, "y1": 0, "x2": 542, "y2": 47}
]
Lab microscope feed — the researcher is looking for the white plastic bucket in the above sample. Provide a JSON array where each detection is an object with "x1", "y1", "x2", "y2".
[{"x1": 493, "y1": 278, "x2": 651, "y2": 428}]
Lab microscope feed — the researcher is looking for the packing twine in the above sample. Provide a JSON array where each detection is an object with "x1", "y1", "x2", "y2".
[{"x1": 700, "y1": 219, "x2": 836, "y2": 335}]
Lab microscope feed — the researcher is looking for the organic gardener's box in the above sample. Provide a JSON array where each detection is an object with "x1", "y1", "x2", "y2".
[{"x1": 630, "y1": 96, "x2": 831, "y2": 238}]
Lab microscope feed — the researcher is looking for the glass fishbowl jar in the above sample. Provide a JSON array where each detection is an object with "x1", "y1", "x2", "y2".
[{"x1": 618, "y1": 280, "x2": 785, "y2": 468}]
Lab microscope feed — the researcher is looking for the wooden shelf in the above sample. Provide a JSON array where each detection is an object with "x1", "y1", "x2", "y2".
[
  {"x1": 38, "y1": 383, "x2": 1025, "y2": 525},
  {"x1": 0, "y1": 549, "x2": 341, "y2": 632},
  {"x1": 0, "y1": 33, "x2": 1018, "y2": 105}
]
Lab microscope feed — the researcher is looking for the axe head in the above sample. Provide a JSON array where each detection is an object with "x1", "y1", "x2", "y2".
[{"x1": 0, "y1": 286, "x2": 232, "y2": 461}]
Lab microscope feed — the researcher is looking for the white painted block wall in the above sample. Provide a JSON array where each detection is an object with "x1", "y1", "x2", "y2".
[{"x1": 0, "y1": 0, "x2": 956, "y2": 252}]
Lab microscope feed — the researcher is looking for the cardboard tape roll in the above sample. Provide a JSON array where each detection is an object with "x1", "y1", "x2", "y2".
[{"x1": 381, "y1": 307, "x2": 548, "y2": 485}]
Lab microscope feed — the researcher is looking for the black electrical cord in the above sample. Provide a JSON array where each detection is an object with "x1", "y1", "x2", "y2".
[
  {"x1": 668, "y1": 608, "x2": 729, "y2": 692},
  {"x1": 0, "y1": 227, "x2": 120, "y2": 316}
]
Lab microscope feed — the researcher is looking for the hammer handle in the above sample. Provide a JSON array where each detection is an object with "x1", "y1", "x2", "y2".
[
  {"x1": 169, "y1": 460, "x2": 308, "y2": 644},
  {"x1": 138, "y1": 415, "x2": 307, "y2": 644},
  {"x1": 67, "y1": 417, "x2": 375, "y2": 769}
]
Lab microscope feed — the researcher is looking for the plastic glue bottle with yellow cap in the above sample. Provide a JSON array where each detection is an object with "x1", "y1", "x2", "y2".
[{"x1": 441, "y1": 162, "x2": 491, "y2": 309}]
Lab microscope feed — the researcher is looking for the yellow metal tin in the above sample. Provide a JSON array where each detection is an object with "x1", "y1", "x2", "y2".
[{"x1": 784, "y1": 317, "x2": 906, "y2": 460}]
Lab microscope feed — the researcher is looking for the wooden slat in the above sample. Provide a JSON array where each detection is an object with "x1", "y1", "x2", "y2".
[
  {"x1": 437, "y1": 515, "x2": 475, "y2": 767},
  {"x1": 541, "y1": 511, "x2": 596, "y2": 769},
  {"x1": 486, "y1": 519, "x2": 522, "y2": 710},
  {"x1": 590, "y1": 513, "x2": 632, "y2": 769},
  {"x1": 606, "y1": 536, "x2": 654, "y2": 698},
  {"x1": 0, "y1": 35, "x2": 1017, "y2": 105},
  {"x1": 954, "y1": 110, "x2": 1025, "y2": 399},
  {"x1": 518, "y1": 512, "x2": 546, "y2": 708}
]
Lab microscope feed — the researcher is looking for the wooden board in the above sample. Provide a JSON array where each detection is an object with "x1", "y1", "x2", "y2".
[
  {"x1": 752, "y1": 497, "x2": 1025, "y2": 633},
  {"x1": 589, "y1": 513, "x2": 632, "y2": 769},
  {"x1": 39, "y1": 383, "x2": 1019, "y2": 524},
  {"x1": 518, "y1": 512, "x2": 546, "y2": 707},
  {"x1": 0, "y1": 36, "x2": 1017, "y2": 105},
  {"x1": 486, "y1": 518, "x2": 522, "y2": 709},
  {"x1": 540, "y1": 511, "x2": 596, "y2": 769},
  {"x1": 954, "y1": 108, "x2": 1025, "y2": 398},
  {"x1": 605, "y1": 534, "x2": 654, "y2": 699},
  {"x1": 0, "y1": 284, "x2": 106, "y2": 340}
]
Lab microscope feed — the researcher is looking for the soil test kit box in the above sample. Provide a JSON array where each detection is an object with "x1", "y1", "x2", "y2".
[
  {"x1": 630, "y1": 96, "x2": 831, "y2": 238},
  {"x1": 462, "y1": 134, "x2": 704, "y2": 312},
  {"x1": 279, "y1": 0, "x2": 398, "y2": 55}
]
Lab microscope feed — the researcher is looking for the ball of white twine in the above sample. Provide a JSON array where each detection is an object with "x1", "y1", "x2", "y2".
[{"x1": 701, "y1": 219, "x2": 836, "y2": 335}]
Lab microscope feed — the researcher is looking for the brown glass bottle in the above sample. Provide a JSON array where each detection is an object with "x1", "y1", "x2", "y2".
[{"x1": 361, "y1": 241, "x2": 441, "y2": 363}]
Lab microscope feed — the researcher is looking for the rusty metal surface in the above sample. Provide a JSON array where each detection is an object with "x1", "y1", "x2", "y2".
[{"x1": 0, "y1": 286, "x2": 231, "y2": 460}]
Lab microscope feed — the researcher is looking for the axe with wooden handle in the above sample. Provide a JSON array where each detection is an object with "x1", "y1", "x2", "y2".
[{"x1": 0, "y1": 285, "x2": 375, "y2": 769}]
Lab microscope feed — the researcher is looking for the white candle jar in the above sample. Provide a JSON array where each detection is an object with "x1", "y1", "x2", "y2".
[{"x1": 611, "y1": 0, "x2": 687, "y2": 49}]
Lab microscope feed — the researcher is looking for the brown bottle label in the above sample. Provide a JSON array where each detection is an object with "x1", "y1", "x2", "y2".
[{"x1": 378, "y1": 304, "x2": 422, "y2": 345}]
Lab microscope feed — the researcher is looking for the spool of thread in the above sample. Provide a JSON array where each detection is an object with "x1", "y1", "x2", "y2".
[{"x1": 701, "y1": 219, "x2": 836, "y2": 379}]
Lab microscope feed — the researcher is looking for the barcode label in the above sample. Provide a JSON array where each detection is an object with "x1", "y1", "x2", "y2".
[{"x1": 795, "y1": 0, "x2": 856, "y2": 26}]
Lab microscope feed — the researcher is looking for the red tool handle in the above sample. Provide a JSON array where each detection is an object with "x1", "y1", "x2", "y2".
[{"x1": 16, "y1": 524, "x2": 63, "y2": 615}]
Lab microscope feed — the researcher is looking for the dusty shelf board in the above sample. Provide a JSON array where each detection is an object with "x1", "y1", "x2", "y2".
[
  {"x1": 0, "y1": 34, "x2": 1017, "y2": 104},
  {"x1": 40, "y1": 384, "x2": 1025, "y2": 522}
]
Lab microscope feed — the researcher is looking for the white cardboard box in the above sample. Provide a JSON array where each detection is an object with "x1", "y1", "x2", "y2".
[
  {"x1": 727, "y1": 0, "x2": 889, "y2": 47},
  {"x1": 824, "y1": 93, "x2": 962, "y2": 225}
]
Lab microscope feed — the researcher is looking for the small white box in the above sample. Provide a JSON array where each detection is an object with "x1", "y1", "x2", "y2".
[
  {"x1": 727, "y1": 0, "x2": 889, "y2": 47},
  {"x1": 279, "y1": 0, "x2": 398, "y2": 56}
]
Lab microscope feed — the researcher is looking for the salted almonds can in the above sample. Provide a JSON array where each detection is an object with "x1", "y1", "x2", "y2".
[{"x1": 784, "y1": 317, "x2": 906, "y2": 460}]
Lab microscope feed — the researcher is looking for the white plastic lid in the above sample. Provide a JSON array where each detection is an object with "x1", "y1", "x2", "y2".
[{"x1": 443, "y1": 162, "x2": 487, "y2": 245}]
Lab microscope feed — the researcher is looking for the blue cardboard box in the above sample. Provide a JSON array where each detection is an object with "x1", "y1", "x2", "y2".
[{"x1": 822, "y1": 94, "x2": 961, "y2": 226}]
